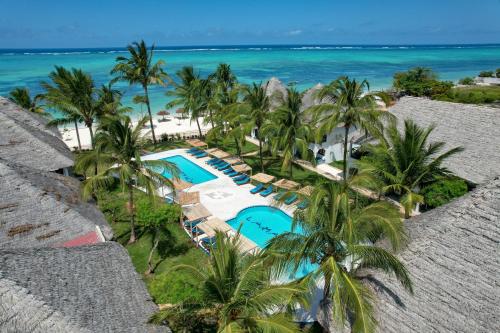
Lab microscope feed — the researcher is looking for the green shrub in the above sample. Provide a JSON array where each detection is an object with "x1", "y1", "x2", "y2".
[
  {"x1": 421, "y1": 177, "x2": 468, "y2": 209},
  {"x1": 148, "y1": 271, "x2": 203, "y2": 304},
  {"x1": 458, "y1": 77, "x2": 475, "y2": 85},
  {"x1": 433, "y1": 86, "x2": 500, "y2": 104},
  {"x1": 478, "y1": 71, "x2": 494, "y2": 78},
  {"x1": 496, "y1": 68, "x2": 500, "y2": 78},
  {"x1": 393, "y1": 67, "x2": 452, "y2": 97}
]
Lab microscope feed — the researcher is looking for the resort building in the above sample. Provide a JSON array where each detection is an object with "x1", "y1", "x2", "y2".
[{"x1": 0, "y1": 98, "x2": 168, "y2": 332}]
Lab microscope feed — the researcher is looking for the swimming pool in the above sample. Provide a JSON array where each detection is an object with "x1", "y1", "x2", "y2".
[
  {"x1": 159, "y1": 155, "x2": 217, "y2": 185},
  {"x1": 227, "y1": 205, "x2": 317, "y2": 279}
]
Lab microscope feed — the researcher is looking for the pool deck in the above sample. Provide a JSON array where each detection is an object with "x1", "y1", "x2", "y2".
[{"x1": 143, "y1": 149, "x2": 296, "y2": 222}]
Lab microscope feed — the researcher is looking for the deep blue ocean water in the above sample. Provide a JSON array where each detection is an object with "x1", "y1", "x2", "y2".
[{"x1": 1, "y1": 44, "x2": 499, "y2": 117}]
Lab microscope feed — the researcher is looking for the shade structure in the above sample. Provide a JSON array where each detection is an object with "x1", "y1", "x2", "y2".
[
  {"x1": 251, "y1": 173, "x2": 275, "y2": 184},
  {"x1": 297, "y1": 185, "x2": 314, "y2": 196},
  {"x1": 223, "y1": 157, "x2": 243, "y2": 165},
  {"x1": 235, "y1": 235, "x2": 258, "y2": 254},
  {"x1": 182, "y1": 204, "x2": 211, "y2": 222},
  {"x1": 195, "y1": 221, "x2": 216, "y2": 237},
  {"x1": 232, "y1": 163, "x2": 252, "y2": 173},
  {"x1": 205, "y1": 148, "x2": 219, "y2": 154},
  {"x1": 185, "y1": 139, "x2": 207, "y2": 148},
  {"x1": 172, "y1": 178, "x2": 193, "y2": 191},
  {"x1": 175, "y1": 108, "x2": 185, "y2": 115},
  {"x1": 206, "y1": 217, "x2": 232, "y2": 234},
  {"x1": 273, "y1": 178, "x2": 300, "y2": 190},
  {"x1": 178, "y1": 191, "x2": 200, "y2": 205},
  {"x1": 157, "y1": 110, "x2": 169, "y2": 116},
  {"x1": 210, "y1": 149, "x2": 231, "y2": 159}
]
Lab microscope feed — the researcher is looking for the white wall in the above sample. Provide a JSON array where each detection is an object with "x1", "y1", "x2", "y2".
[{"x1": 309, "y1": 126, "x2": 359, "y2": 164}]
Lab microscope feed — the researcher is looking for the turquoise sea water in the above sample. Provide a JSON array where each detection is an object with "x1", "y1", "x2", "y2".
[
  {"x1": 160, "y1": 155, "x2": 217, "y2": 185},
  {"x1": 1, "y1": 44, "x2": 499, "y2": 118},
  {"x1": 227, "y1": 205, "x2": 317, "y2": 278}
]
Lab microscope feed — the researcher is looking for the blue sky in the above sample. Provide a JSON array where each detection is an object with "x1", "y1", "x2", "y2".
[{"x1": 1, "y1": 0, "x2": 500, "y2": 48}]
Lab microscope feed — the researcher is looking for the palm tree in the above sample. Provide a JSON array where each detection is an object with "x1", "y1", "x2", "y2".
[
  {"x1": 96, "y1": 82, "x2": 131, "y2": 119},
  {"x1": 8, "y1": 87, "x2": 45, "y2": 114},
  {"x1": 111, "y1": 40, "x2": 170, "y2": 145},
  {"x1": 240, "y1": 83, "x2": 272, "y2": 172},
  {"x1": 357, "y1": 119, "x2": 463, "y2": 218},
  {"x1": 151, "y1": 231, "x2": 307, "y2": 332},
  {"x1": 310, "y1": 76, "x2": 391, "y2": 181},
  {"x1": 213, "y1": 63, "x2": 237, "y2": 95},
  {"x1": 167, "y1": 66, "x2": 206, "y2": 137},
  {"x1": 263, "y1": 88, "x2": 313, "y2": 178},
  {"x1": 266, "y1": 180, "x2": 412, "y2": 333},
  {"x1": 42, "y1": 66, "x2": 98, "y2": 149},
  {"x1": 75, "y1": 116, "x2": 179, "y2": 244}
]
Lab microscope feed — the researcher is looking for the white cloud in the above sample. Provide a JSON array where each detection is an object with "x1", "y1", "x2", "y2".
[{"x1": 288, "y1": 29, "x2": 302, "y2": 36}]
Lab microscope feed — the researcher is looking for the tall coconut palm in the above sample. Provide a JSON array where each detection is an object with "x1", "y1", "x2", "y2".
[
  {"x1": 151, "y1": 231, "x2": 307, "y2": 332},
  {"x1": 213, "y1": 63, "x2": 237, "y2": 95},
  {"x1": 240, "y1": 83, "x2": 271, "y2": 172},
  {"x1": 96, "y1": 83, "x2": 131, "y2": 119},
  {"x1": 75, "y1": 116, "x2": 179, "y2": 244},
  {"x1": 111, "y1": 40, "x2": 170, "y2": 145},
  {"x1": 263, "y1": 88, "x2": 313, "y2": 178},
  {"x1": 42, "y1": 66, "x2": 98, "y2": 149},
  {"x1": 310, "y1": 76, "x2": 391, "y2": 181},
  {"x1": 357, "y1": 119, "x2": 463, "y2": 218},
  {"x1": 8, "y1": 87, "x2": 45, "y2": 114},
  {"x1": 167, "y1": 66, "x2": 206, "y2": 137},
  {"x1": 266, "y1": 180, "x2": 412, "y2": 333}
]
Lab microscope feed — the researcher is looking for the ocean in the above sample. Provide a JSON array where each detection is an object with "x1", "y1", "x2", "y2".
[{"x1": 1, "y1": 44, "x2": 499, "y2": 118}]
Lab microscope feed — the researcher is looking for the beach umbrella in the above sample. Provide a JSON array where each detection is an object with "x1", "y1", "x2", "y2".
[{"x1": 157, "y1": 110, "x2": 170, "y2": 121}]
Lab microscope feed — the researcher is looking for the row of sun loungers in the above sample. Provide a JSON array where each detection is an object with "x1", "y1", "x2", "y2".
[{"x1": 204, "y1": 156, "x2": 250, "y2": 185}]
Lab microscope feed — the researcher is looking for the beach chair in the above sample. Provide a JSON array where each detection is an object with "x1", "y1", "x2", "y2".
[
  {"x1": 297, "y1": 200, "x2": 309, "y2": 210},
  {"x1": 206, "y1": 157, "x2": 218, "y2": 165},
  {"x1": 191, "y1": 150, "x2": 205, "y2": 156},
  {"x1": 259, "y1": 185, "x2": 273, "y2": 197},
  {"x1": 273, "y1": 190, "x2": 286, "y2": 201},
  {"x1": 195, "y1": 152, "x2": 208, "y2": 158},
  {"x1": 236, "y1": 176, "x2": 250, "y2": 185},
  {"x1": 189, "y1": 149, "x2": 202, "y2": 155},
  {"x1": 211, "y1": 160, "x2": 225, "y2": 167},
  {"x1": 284, "y1": 193, "x2": 298, "y2": 205},
  {"x1": 223, "y1": 167, "x2": 235, "y2": 174},
  {"x1": 216, "y1": 162, "x2": 230, "y2": 170},
  {"x1": 227, "y1": 171, "x2": 240, "y2": 177},
  {"x1": 233, "y1": 174, "x2": 247, "y2": 182},
  {"x1": 250, "y1": 183, "x2": 264, "y2": 194},
  {"x1": 187, "y1": 148, "x2": 199, "y2": 153}
]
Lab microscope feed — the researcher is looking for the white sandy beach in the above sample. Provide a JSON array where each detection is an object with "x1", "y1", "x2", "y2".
[{"x1": 59, "y1": 116, "x2": 211, "y2": 149}]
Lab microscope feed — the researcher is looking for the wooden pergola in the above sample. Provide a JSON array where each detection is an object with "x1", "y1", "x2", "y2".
[
  {"x1": 223, "y1": 157, "x2": 243, "y2": 165},
  {"x1": 172, "y1": 179, "x2": 193, "y2": 191},
  {"x1": 251, "y1": 173, "x2": 275, "y2": 184},
  {"x1": 182, "y1": 203, "x2": 211, "y2": 222},
  {"x1": 178, "y1": 191, "x2": 200, "y2": 206},
  {"x1": 185, "y1": 139, "x2": 207, "y2": 148},
  {"x1": 235, "y1": 235, "x2": 259, "y2": 254},
  {"x1": 205, "y1": 148, "x2": 219, "y2": 154},
  {"x1": 273, "y1": 178, "x2": 300, "y2": 190},
  {"x1": 210, "y1": 149, "x2": 231, "y2": 159}
]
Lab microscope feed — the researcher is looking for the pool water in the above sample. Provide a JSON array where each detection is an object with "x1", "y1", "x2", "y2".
[
  {"x1": 160, "y1": 155, "x2": 217, "y2": 185},
  {"x1": 227, "y1": 205, "x2": 317, "y2": 279}
]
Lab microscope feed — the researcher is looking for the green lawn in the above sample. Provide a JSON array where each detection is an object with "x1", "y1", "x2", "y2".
[
  {"x1": 97, "y1": 188, "x2": 208, "y2": 304},
  {"x1": 144, "y1": 139, "x2": 190, "y2": 153},
  {"x1": 434, "y1": 85, "x2": 500, "y2": 105},
  {"x1": 213, "y1": 139, "x2": 259, "y2": 156}
]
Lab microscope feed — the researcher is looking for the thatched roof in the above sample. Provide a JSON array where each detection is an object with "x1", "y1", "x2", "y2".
[
  {"x1": 0, "y1": 97, "x2": 74, "y2": 171},
  {"x1": 172, "y1": 178, "x2": 192, "y2": 191},
  {"x1": 389, "y1": 97, "x2": 500, "y2": 184},
  {"x1": 178, "y1": 191, "x2": 200, "y2": 206},
  {"x1": 0, "y1": 242, "x2": 168, "y2": 332},
  {"x1": 210, "y1": 149, "x2": 231, "y2": 159},
  {"x1": 223, "y1": 157, "x2": 243, "y2": 165},
  {"x1": 251, "y1": 172, "x2": 276, "y2": 184},
  {"x1": 264, "y1": 77, "x2": 288, "y2": 109},
  {"x1": 300, "y1": 83, "x2": 325, "y2": 112},
  {"x1": 0, "y1": 158, "x2": 113, "y2": 249},
  {"x1": 368, "y1": 177, "x2": 500, "y2": 333},
  {"x1": 185, "y1": 139, "x2": 207, "y2": 147},
  {"x1": 232, "y1": 163, "x2": 252, "y2": 173},
  {"x1": 182, "y1": 203, "x2": 211, "y2": 222},
  {"x1": 206, "y1": 217, "x2": 232, "y2": 234},
  {"x1": 273, "y1": 178, "x2": 300, "y2": 190}
]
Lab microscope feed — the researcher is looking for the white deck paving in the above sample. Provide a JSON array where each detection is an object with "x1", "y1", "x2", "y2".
[{"x1": 143, "y1": 148, "x2": 296, "y2": 222}]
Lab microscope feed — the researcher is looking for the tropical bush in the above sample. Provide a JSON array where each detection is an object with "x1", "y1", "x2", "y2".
[
  {"x1": 393, "y1": 67, "x2": 453, "y2": 97},
  {"x1": 458, "y1": 77, "x2": 475, "y2": 85},
  {"x1": 496, "y1": 68, "x2": 500, "y2": 78},
  {"x1": 433, "y1": 86, "x2": 500, "y2": 104},
  {"x1": 478, "y1": 71, "x2": 494, "y2": 78},
  {"x1": 421, "y1": 177, "x2": 468, "y2": 209}
]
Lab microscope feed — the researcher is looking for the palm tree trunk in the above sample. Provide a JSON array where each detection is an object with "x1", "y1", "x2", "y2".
[
  {"x1": 87, "y1": 123, "x2": 94, "y2": 149},
  {"x1": 234, "y1": 138, "x2": 241, "y2": 157},
  {"x1": 258, "y1": 138, "x2": 264, "y2": 172},
  {"x1": 289, "y1": 160, "x2": 293, "y2": 178},
  {"x1": 143, "y1": 85, "x2": 157, "y2": 145},
  {"x1": 128, "y1": 184, "x2": 136, "y2": 244},
  {"x1": 146, "y1": 230, "x2": 159, "y2": 275},
  {"x1": 74, "y1": 120, "x2": 82, "y2": 150},
  {"x1": 342, "y1": 126, "x2": 350, "y2": 182},
  {"x1": 195, "y1": 117, "x2": 203, "y2": 138}
]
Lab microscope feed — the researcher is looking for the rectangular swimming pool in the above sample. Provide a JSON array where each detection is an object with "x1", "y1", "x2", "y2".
[{"x1": 160, "y1": 155, "x2": 217, "y2": 185}]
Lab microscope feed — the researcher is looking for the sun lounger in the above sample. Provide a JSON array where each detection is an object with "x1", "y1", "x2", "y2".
[
  {"x1": 192, "y1": 150, "x2": 205, "y2": 156},
  {"x1": 187, "y1": 148, "x2": 200, "y2": 153},
  {"x1": 259, "y1": 185, "x2": 273, "y2": 197},
  {"x1": 206, "y1": 158, "x2": 219, "y2": 165},
  {"x1": 223, "y1": 167, "x2": 235, "y2": 174},
  {"x1": 233, "y1": 174, "x2": 247, "y2": 182},
  {"x1": 227, "y1": 171, "x2": 240, "y2": 177},
  {"x1": 236, "y1": 176, "x2": 250, "y2": 185},
  {"x1": 273, "y1": 190, "x2": 286, "y2": 201},
  {"x1": 195, "y1": 152, "x2": 208, "y2": 158},
  {"x1": 211, "y1": 160, "x2": 225, "y2": 167},
  {"x1": 284, "y1": 193, "x2": 298, "y2": 205},
  {"x1": 216, "y1": 162, "x2": 230, "y2": 170},
  {"x1": 250, "y1": 183, "x2": 264, "y2": 194},
  {"x1": 297, "y1": 200, "x2": 309, "y2": 209}
]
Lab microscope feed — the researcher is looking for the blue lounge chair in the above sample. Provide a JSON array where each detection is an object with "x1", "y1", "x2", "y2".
[
  {"x1": 187, "y1": 147, "x2": 199, "y2": 153},
  {"x1": 206, "y1": 158, "x2": 218, "y2": 165},
  {"x1": 192, "y1": 150, "x2": 205, "y2": 156},
  {"x1": 189, "y1": 149, "x2": 202, "y2": 155},
  {"x1": 211, "y1": 160, "x2": 225, "y2": 167},
  {"x1": 195, "y1": 152, "x2": 208, "y2": 158},
  {"x1": 236, "y1": 176, "x2": 250, "y2": 185},
  {"x1": 250, "y1": 183, "x2": 264, "y2": 194},
  {"x1": 284, "y1": 193, "x2": 298, "y2": 205},
  {"x1": 216, "y1": 162, "x2": 230, "y2": 170},
  {"x1": 297, "y1": 200, "x2": 309, "y2": 210},
  {"x1": 259, "y1": 185, "x2": 273, "y2": 197},
  {"x1": 233, "y1": 174, "x2": 247, "y2": 182},
  {"x1": 273, "y1": 190, "x2": 286, "y2": 201},
  {"x1": 227, "y1": 171, "x2": 240, "y2": 177},
  {"x1": 223, "y1": 167, "x2": 235, "y2": 174}
]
